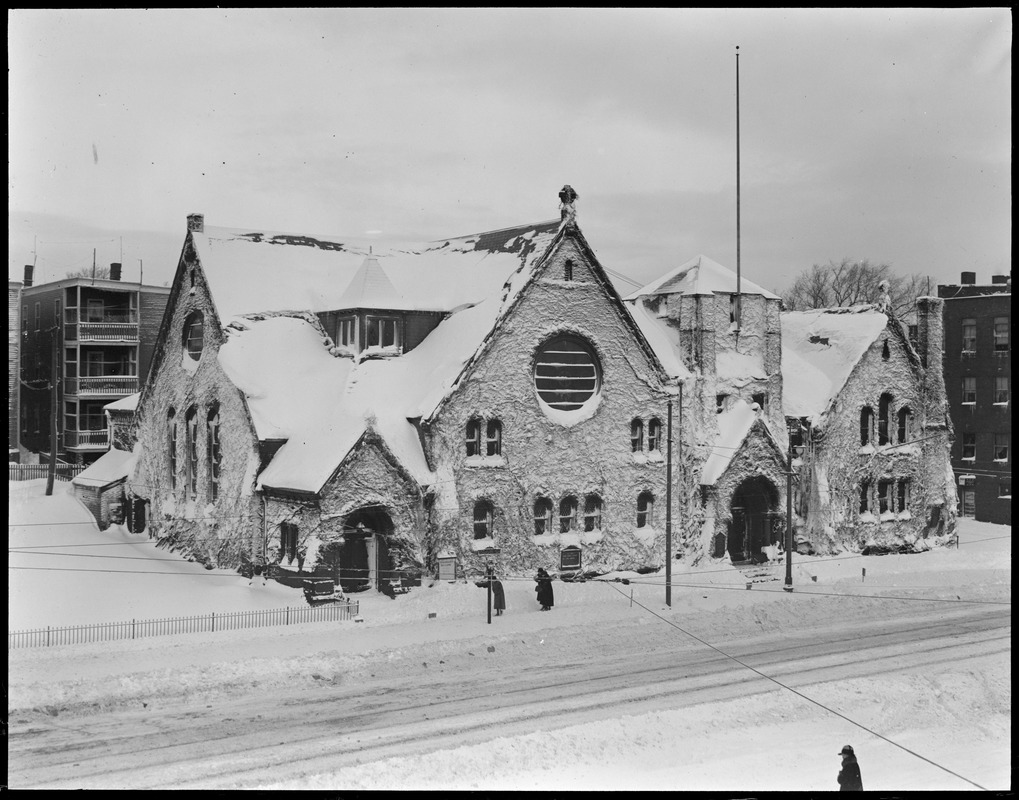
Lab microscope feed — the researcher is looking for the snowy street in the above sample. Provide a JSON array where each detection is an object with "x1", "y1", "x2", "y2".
[{"x1": 7, "y1": 481, "x2": 1012, "y2": 790}]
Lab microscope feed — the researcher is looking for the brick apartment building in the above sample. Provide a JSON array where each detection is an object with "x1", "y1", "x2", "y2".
[
  {"x1": 19, "y1": 264, "x2": 170, "y2": 465},
  {"x1": 938, "y1": 271, "x2": 1011, "y2": 525}
]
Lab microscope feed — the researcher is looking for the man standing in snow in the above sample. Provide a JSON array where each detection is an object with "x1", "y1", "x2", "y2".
[
  {"x1": 837, "y1": 745, "x2": 863, "y2": 791},
  {"x1": 535, "y1": 568, "x2": 554, "y2": 611},
  {"x1": 491, "y1": 574, "x2": 506, "y2": 616}
]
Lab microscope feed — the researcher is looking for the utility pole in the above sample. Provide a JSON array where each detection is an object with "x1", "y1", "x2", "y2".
[
  {"x1": 45, "y1": 326, "x2": 59, "y2": 496},
  {"x1": 784, "y1": 441, "x2": 794, "y2": 592},
  {"x1": 665, "y1": 398, "x2": 673, "y2": 607},
  {"x1": 734, "y1": 45, "x2": 742, "y2": 336},
  {"x1": 486, "y1": 561, "x2": 493, "y2": 624}
]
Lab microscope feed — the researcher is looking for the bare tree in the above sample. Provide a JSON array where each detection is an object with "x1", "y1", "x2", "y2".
[
  {"x1": 782, "y1": 259, "x2": 932, "y2": 319},
  {"x1": 65, "y1": 265, "x2": 112, "y2": 280}
]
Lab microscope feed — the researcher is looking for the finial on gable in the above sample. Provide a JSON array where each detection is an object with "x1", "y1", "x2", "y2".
[
  {"x1": 876, "y1": 279, "x2": 892, "y2": 315},
  {"x1": 559, "y1": 185, "x2": 578, "y2": 227}
]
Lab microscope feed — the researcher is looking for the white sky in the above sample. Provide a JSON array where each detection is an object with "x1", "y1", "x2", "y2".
[{"x1": 7, "y1": 8, "x2": 1011, "y2": 293}]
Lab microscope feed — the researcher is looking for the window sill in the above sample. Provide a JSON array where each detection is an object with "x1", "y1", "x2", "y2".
[{"x1": 465, "y1": 455, "x2": 507, "y2": 468}]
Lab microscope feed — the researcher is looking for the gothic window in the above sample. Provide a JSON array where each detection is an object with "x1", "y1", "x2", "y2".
[
  {"x1": 167, "y1": 407, "x2": 177, "y2": 489},
  {"x1": 897, "y1": 480, "x2": 910, "y2": 512},
  {"x1": 185, "y1": 406, "x2": 198, "y2": 499},
  {"x1": 559, "y1": 495, "x2": 578, "y2": 533},
  {"x1": 583, "y1": 494, "x2": 603, "y2": 532},
  {"x1": 564, "y1": 259, "x2": 574, "y2": 281},
  {"x1": 207, "y1": 404, "x2": 221, "y2": 502},
  {"x1": 473, "y1": 500, "x2": 494, "y2": 540},
  {"x1": 878, "y1": 479, "x2": 893, "y2": 514},
  {"x1": 647, "y1": 418, "x2": 662, "y2": 452},
  {"x1": 533, "y1": 497, "x2": 553, "y2": 536},
  {"x1": 183, "y1": 311, "x2": 204, "y2": 361},
  {"x1": 631, "y1": 418, "x2": 644, "y2": 452},
  {"x1": 859, "y1": 480, "x2": 872, "y2": 513},
  {"x1": 465, "y1": 418, "x2": 482, "y2": 457},
  {"x1": 878, "y1": 393, "x2": 893, "y2": 445},
  {"x1": 897, "y1": 407, "x2": 912, "y2": 444},
  {"x1": 486, "y1": 419, "x2": 502, "y2": 457},
  {"x1": 280, "y1": 522, "x2": 299, "y2": 564},
  {"x1": 636, "y1": 491, "x2": 654, "y2": 528},
  {"x1": 860, "y1": 406, "x2": 874, "y2": 446}
]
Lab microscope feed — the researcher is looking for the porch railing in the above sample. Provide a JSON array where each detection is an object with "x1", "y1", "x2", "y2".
[
  {"x1": 64, "y1": 376, "x2": 139, "y2": 397},
  {"x1": 63, "y1": 428, "x2": 110, "y2": 449}
]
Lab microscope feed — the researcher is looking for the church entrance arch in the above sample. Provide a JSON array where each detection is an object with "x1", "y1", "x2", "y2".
[
  {"x1": 327, "y1": 506, "x2": 396, "y2": 594},
  {"x1": 728, "y1": 476, "x2": 780, "y2": 564}
]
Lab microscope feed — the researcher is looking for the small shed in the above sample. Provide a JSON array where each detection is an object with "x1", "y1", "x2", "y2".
[{"x1": 71, "y1": 448, "x2": 137, "y2": 530}]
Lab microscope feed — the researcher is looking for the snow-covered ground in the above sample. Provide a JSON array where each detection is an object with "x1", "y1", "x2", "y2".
[{"x1": 8, "y1": 479, "x2": 1012, "y2": 790}]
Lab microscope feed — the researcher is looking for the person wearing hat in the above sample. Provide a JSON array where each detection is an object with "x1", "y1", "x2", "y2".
[{"x1": 837, "y1": 745, "x2": 863, "y2": 791}]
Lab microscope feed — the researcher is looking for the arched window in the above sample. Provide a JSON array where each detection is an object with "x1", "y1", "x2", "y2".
[
  {"x1": 167, "y1": 407, "x2": 177, "y2": 489},
  {"x1": 559, "y1": 495, "x2": 578, "y2": 533},
  {"x1": 473, "y1": 500, "x2": 494, "y2": 539},
  {"x1": 648, "y1": 417, "x2": 662, "y2": 452},
  {"x1": 533, "y1": 334, "x2": 601, "y2": 411},
  {"x1": 878, "y1": 393, "x2": 893, "y2": 445},
  {"x1": 897, "y1": 407, "x2": 912, "y2": 444},
  {"x1": 185, "y1": 406, "x2": 198, "y2": 499},
  {"x1": 583, "y1": 494, "x2": 603, "y2": 532},
  {"x1": 564, "y1": 259, "x2": 574, "y2": 281},
  {"x1": 486, "y1": 419, "x2": 502, "y2": 456},
  {"x1": 533, "y1": 497, "x2": 553, "y2": 536},
  {"x1": 207, "y1": 404, "x2": 221, "y2": 502},
  {"x1": 465, "y1": 418, "x2": 482, "y2": 457},
  {"x1": 631, "y1": 418, "x2": 644, "y2": 452},
  {"x1": 636, "y1": 491, "x2": 654, "y2": 528},
  {"x1": 860, "y1": 406, "x2": 874, "y2": 445},
  {"x1": 183, "y1": 311, "x2": 205, "y2": 361},
  {"x1": 882, "y1": 340, "x2": 890, "y2": 360},
  {"x1": 280, "y1": 521, "x2": 298, "y2": 564}
]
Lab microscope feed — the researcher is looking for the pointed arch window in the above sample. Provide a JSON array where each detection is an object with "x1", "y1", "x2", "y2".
[
  {"x1": 183, "y1": 311, "x2": 204, "y2": 361},
  {"x1": 648, "y1": 418, "x2": 662, "y2": 452},
  {"x1": 631, "y1": 418, "x2": 644, "y2": 452},
  {"x1": 473, "y1": 499, "x2": 494, "y2": 540},
  {"x1": 860, "y1": 406, "x2": 874, "y2": 446},
  {"x1": 878, "y1": 393, "x2": 893, "y2": 445},
  {"x1": 636, "y1": 491, "x2": 654, "y2": 528},
  {"x1": 897, "y1": 407, "x2": 912, "y2": 444},
  {"x1": 534, "y1": 497, "x2": 554, "y2": 536},
  {"x1": 465, "y1": 418, "x2": 482, "y2": 457},
  {"x1": 559, "y1": 495, "x2": 578, "y2": 533},
  {"x1": 564, "y1": 259, "x2": 574, "y2": 281},
  {"x1": 583, "y1": 494, "x2": 603, "y2": 532},
  {"x1": 167, "y1": 407, "x2": 177, "y2": 489},
  {"x1": 486, "y1": 419, "x2": 502, "y2": 456},
  {"x1": 207, "y1": 404, "x2": 221, "y2": 502},
  {"x1": 185, "y1": 406, "x2": 198, "y2": 499}
]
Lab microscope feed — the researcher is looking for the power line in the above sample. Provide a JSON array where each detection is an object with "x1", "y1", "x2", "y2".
[{"x1": 605, "y1": 581, "x2": 990, "y2": 791}]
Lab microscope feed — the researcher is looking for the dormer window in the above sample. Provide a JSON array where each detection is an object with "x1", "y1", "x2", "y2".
[
  {"x1": 336, "y1": 316, "x2": 357, "y2": 349},
  {"x1": 366, "y1": 316, "x2": 401, "y2": 350}
]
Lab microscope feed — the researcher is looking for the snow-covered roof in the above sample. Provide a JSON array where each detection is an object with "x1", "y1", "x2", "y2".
[
  {"x1": 336, "y1": 254, "x2": 406, "y2": 311},
  {"x1": 72, "y1": 448, "x2": 136, "y2": 488},
  {"x1": 700, "y1": 400, "x2": 759, "y2": 486},
  {"x1": 781, "y1": 306, "x2": 889, "y2": 421},
  {"x1": 191, "y1": 220, "x2": 561, "y2": 322},
  {"x1": 626, "y1": 255, "x2": 780, "y2": 301},
  {"x1": 621, "y1": 300, "x2": 691, "y2": 381},
  {"x1": 104, "y1": 393, "x2": 140, "y2": 413}
]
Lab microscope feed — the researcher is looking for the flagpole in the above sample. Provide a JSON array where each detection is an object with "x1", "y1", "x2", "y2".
[{"x1": 735, "y1": 45, "x2": 742, "y2": 335}]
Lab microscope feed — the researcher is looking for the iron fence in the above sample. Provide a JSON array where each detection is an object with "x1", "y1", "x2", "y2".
[
  {"x1": 8, "y1": 600, "x2": 360, "y2": 649},
  {"x1": 8, "y1": 463, "x2": 86, "y2": 482}
]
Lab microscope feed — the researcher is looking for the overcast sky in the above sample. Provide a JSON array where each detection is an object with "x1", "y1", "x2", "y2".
[{"x1": 8, "y1": 8, "x2": 1011, "y2": 295}]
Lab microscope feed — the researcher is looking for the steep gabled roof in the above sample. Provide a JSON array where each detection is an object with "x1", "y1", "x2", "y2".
[
  {"x1": 626, "y1": 254, "x2": 780, "y2": 300},
  {"x1": 190, "y1": 220, "x2": 561, "y2": 322},
  {"x1": 700, "y1": 399, "x2": 787, "y2": 486},
  {"x1": 781, "y1": 306, "x2": 893, "y2": 421}
]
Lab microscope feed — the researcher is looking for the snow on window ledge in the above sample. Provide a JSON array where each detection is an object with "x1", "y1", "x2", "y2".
[
  {"x1": 897, "y1": 510, "x2": 912, "y2": 520},
  {"x1": 993, "y1": 458, "x2": 1009, "y2": 464},
  {"x1": 537, "y1": 392, "x2": 602, "y2": 428},
  {"x1": 879, "y1": 511, "x2": 897, "y2": 522},
  {"x1": 858, "y1": 444, "x2": 875, "y2": 455},
  {"x1": 632, "y1": 452, "x2": 648, "y2": 465},
  {"x1": 465, "y1": 454, "x2": 507, "y2": 468},
  {"x1": 181, "y1": 349, "x2": 199, "y2": 374},
  {"x1": 646, "y1": 450, "x2": 665, "y2": 464},
  {"x1": 470, "y1": 537, "x2": 497, "y2": 552},
  {"x1": 961, "y1": 457, "x2": 976, "y2": 463},
  {"x1": 993, "y1": 402, "x2": 1009, "y2": 407},
  {"x1": 858, "y1": 512, "x2": 877, "y2": 523}
]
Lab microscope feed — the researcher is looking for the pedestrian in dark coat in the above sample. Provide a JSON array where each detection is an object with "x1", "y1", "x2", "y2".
[
  {"x1": 535, "y1": 568, "x2": 554, "y2": 611},
  {"x1": 491, "y1": 576, "x2": 506, "y2": 615},
  {"x1": 837, "y1": 745, "x2": 863, "y2": 791}
]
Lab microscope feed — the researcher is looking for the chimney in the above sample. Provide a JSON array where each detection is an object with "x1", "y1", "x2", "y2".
[
  {"x1": 991, "y1": 274, "x2": 1009, "y2": 285},
  {"x1": 23, "y1": 264, "x2": 34, "y2": 287},
  {"x1": 109, "y1": 262, "x2": 122, "y2": 281},
  {"x1": 960, "y1": 271, "x2": 976, "y2": 285},
  {"x1": 187, "y1": 213, "x2": 205, "y2": 233}
]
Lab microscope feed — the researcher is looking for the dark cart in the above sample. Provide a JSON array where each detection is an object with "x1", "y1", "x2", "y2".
[{"x1": 303, "y1": 578, "x2": 346, "y2": 605}]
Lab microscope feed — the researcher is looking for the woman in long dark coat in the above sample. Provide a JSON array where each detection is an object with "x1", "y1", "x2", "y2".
[
  {"x1": 535, "y1": 568, "x2": 554, "y2": 611},
  {"x1": 492, "y1": 576, "x2": 506, "y2": 616}
]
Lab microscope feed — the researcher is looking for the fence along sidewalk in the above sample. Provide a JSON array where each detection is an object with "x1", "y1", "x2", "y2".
[
  {"x1": 9, "y1": 600, "x2": 360, "y2": 649},
  {"x1": 9, "y1": 463, "x2": 86, "y2": 482}
]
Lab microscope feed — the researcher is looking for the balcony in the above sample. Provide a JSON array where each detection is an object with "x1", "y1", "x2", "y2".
[
  {"x1": 64, "y1": 375, "x2": 139, "y2": 397},
  {"x1": 64, "y1": 310, "x2": 139, "y2": 343},
  {"x1": 64, "y1": 428, "x2": 110, "y2": 450}
]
